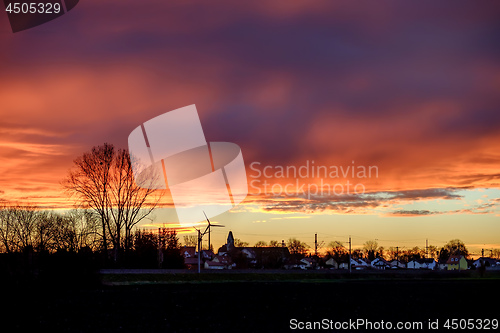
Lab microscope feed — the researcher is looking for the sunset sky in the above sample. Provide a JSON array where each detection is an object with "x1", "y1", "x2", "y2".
[{"x1": 1, "y1": 1, "x2": 499, "y2": 257}]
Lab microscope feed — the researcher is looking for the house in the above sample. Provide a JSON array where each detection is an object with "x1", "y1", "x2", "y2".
[
  {"x1": 201, "y1": 250, "x2": 215, "y2": 260},
  {"x1": 284, "y1": 257, "x2": 307, "y2": 270},
  {"x1": 241, "y1": 247, "x2": 256, "y2": 259},
  {"x1": 201, "y1": 255, "x2": 234, "y2": 270},
  {"x1": 338, "y1": 258, "x2": 365, "y2": 270},
  {"x1": 371, "y1": 257, "x2": 390, "y2": 270},
  {"x1": 182, "y1": 246, "x2": 217, "y2": 269},
  {"x1": 388, "y1": 259, "x2": 405, "y2": 269},
  {"x1": 407, "y1": 260, "x2": 419, "y2": 269},
  {"x1": 204, "y1": 260, "x2": 225, "y2": 270},
  {"x1": 447, "y1": 255, "x2": 467, "y2": 270},
  {"x1": 217, "y1": 245, "x2": 228, "y2": 256},
  {"x1": 184, "y1": 257, "x2": 199, "y2": 269},
  {"x1": 437, "y1": 258, "x2": 448, "y2": 270},
  {"x1": 253, "y1": 247, "x2": 290, "y2": 269},
  {"x1": 212, "y1": 255, "x2": 234, "y2": 269},
  {"x1": 300, "y1": 257, "x2": 317, "y2": 269},
  {"x1": 420, "y1": 258, "x2": 436, "y2": 270},
  {"x1": 407, "y1": 258, "x2": 436, "y2": 270},
  {"x1": 217, "y1": 231, "x2": 291, "y2": 269},
  {"x1": 325, "y1": 258, "x2": 338, "y2": 269},
  {"x1": 473, "y1": 257, "x2": 499, "y2": 270},
  {"x1": 183, "y1": 246, "x2": 200, "y2": 269},
  {"x1": 181, "y1": 246, "x2": 196, "y2": 258},
  {"x1": 353, "y1": 258, "x2": 370, "y2": 270},
  {"x1": 338, "y1": 261, "x2": 350, "y2": 270}
]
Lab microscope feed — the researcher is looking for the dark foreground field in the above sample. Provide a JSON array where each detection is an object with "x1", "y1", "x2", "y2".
[{"x1": 3, "y1": 272, "x2": 499, "y2": 332}]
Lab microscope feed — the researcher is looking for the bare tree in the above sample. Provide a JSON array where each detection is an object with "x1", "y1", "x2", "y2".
[
  {"x1": 65, "y1": 209, "x2": 100, "y2": 251},
  {"x1": 427, "y1": 245, "x2": 438, "y2": 259},
  {"x1": 11, "y1": 204, "x2": 38, "y2": 251},
  {"x1": 0, "y1": 205, "x2": 52, "y2": 252},
  {"x1": 362, "y1": 239, "x2": 379, "y2": 261},
  {"x1": 63, "y1": 143, "x2": 113, "y2": 254},
  {"x1": 34, "y1": 210, "x2": 56, "y2": 252},
  {"x1": 387, "y1": 246, "x2": 398, "y2": 261},
  {"x1": 183, "y1": 235, "x2": 197, "y2": 247},
  {"x1": 269, "y1": 240, "x2": 280, "y2": 247},
  {"x1": 0, "y1": 205, "x2": 17, "y2": 253},
  {"x1": 400, "y1": 246, "x2": 424, "y2": 263},
  {"x1": 63, "y1": 143, "x2": 161, "y2": 262},
  {"x1": 234, "y1": 238, "x2": 249, "y2": 247},
  {"x1": 287, "y1": 238, "x2": 309, "y2": 256},
  {"x1": 327, "y1": 241, "x2": 348, "y2": 262}
]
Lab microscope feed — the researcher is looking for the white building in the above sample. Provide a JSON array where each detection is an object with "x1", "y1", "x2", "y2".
[
  {"x1": 371, "y1": 258, "x2": 390, "y2": 270},
  {"x1": 407, "y1": 259, "x2": 436, "y2": 270}
]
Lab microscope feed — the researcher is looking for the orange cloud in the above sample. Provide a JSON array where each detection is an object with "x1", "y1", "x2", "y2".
[{"x1": 1, "y1": 0, "x2": 499, "y2": 215}]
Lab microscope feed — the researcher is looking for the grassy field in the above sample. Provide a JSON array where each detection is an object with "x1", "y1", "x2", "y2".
[
  {"x1": 3, "y1": 271, "x2": 499, "y2": 332},
  {"x1": 100, "y1": 268, "x2": 500, "y2": 285}
]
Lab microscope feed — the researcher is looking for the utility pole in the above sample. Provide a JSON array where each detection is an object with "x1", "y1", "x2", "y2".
[
  {"x1": 315, "y1": 233, "x2": 318, "y2": 257},
  {"x1": 197, "y1": 229, "x2": 202, "y2": 273},
  {"x1": 208, "y1": 224, "x2": 211, "y2": 253},
  {"x1": 158, "y1": 227, "x2": 162, "y2": 269},
  {"x1": 425, "y1": 239, "x2": 428, "y2": 259},
  {"x1": 396, "y1": 246, "x2": 399, "y2": 269},
  {"x1": 348, "y1": 236, "x2": 352, "y2": 273}
]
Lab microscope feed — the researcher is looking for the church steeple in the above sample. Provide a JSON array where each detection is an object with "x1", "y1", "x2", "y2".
[{"x1": 227, "y1": 231, "x2": 234, "y2": 250}]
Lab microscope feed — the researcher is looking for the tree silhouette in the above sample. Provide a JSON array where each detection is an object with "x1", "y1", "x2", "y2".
[
  {"x1": 234, "y1": 238, "x2": 249, "y2": 247},
  {"x1": 182, "y1": 235, "x2": 197, "y2": 247},
  {"x1": 326, "y1": 241, "x2": 348, "y2": 262},
  {"x1": 287, "y1": 238, "x2": 309, "y2": 256},
  {"x1": 63, "y1": 143, "x2": 161, "y2": 263},
  {"x1": 0, "y1": 205, "x2": 98, "y2": 254},
  {"x1": 363, "y1": 240, "x2": 379, "y2": 261},
  {"x1": 269, "y1": 240, "x2": 280, "y2": 247},
  {"x1": 133, "y1": 228, "x2": 183, "y2": 268},
  {"x1": 439, "y1": 239, "x2": 469, "y2": 260}
]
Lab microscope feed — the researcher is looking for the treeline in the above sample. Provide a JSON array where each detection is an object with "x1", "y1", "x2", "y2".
[
  {"x1": 0, "y1": 142, "x2": 187, "y2": 283},
  {"x1": 62, "y1": 143, "x2": 161, "y2": 263},
  {"x1": 323, "y1": 239, "x2": 473, "y2": 264},
  {"x1": 129, "y1": 228, "x2": 184, "y2": 268},
  {"x1": 249, "y1": 238, "x2": 489, "y2": 264},
  {"x1": 0, "y1": 205, "x2": 99, "y2": 254},
  {"x1": 0, "y1": 204, "x2": 184, "y2": 284}
]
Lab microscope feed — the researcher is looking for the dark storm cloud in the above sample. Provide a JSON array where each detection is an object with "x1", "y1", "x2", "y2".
[{"x1": 246, "y1": 187, "x2": 464, "y2": 214}]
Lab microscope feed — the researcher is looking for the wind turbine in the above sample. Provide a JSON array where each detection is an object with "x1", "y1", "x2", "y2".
[
  {"x1": 203, "y1": 211, "x2": 224, "y2": 253},
  {"x1": 193, "y1": 211, "x2": 225, "y2": 273}
]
